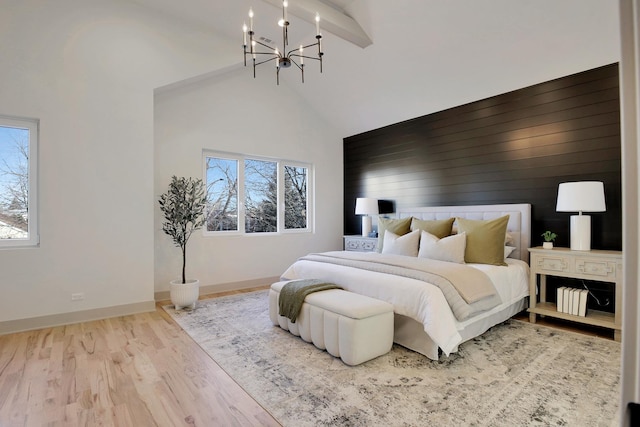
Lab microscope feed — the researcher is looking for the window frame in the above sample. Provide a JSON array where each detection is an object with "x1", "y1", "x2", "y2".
[
  {"x1": 202, "y1": 150, "x2": 313, "y2": 236},
  {"x1": 0, "y1": 115, "x2": 39, "y2": 249}
]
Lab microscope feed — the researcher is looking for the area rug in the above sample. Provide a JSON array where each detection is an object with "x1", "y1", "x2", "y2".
[{"x1": 164, "y1": 290, "x2": 621, "y2": 427}]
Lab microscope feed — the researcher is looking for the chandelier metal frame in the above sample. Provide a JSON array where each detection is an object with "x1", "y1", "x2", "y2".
[{"x1": 243, "y1": 1, "x2": 323, "y2": 85}]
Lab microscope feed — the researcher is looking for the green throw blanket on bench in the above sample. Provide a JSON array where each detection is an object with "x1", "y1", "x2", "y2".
[{"x1": 278, "y1": 279, "x2": 342, "y2": 323}]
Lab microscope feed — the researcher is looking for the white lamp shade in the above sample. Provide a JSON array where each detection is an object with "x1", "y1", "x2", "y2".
[
  {"x1": 556, "y1": 181, "x2": 605, "y2": 251},
  {"x1": 355, "y1": 198, "x2": 379, "y2": 215},
  {"x1": 556, "y1": 181, "x2": 606, "y2": 213}
]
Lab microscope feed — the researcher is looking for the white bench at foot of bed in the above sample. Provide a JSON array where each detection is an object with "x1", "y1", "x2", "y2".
[{"x1": 269, "y1": 281, "x2": 394, "y2": 366}]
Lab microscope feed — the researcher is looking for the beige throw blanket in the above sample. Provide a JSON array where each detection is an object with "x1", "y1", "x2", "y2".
[
  {"x1": 298, "y1": 252, "x2": 501, "y2": 321},
  {"x1": 278, "y1": 279, "x2": 342, "y2": 323}
]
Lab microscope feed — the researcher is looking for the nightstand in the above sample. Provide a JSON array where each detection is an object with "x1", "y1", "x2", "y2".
[
  {"x1": 528, "y1": 247, "x2": 623, "y2": 341},
  {"x1": 343, "y1": 235, "x2": 378, "y2": 252}
]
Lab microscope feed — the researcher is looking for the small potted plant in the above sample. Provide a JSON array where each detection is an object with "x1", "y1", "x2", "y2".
[
  {"x1": 159, "y1": 175, "x2": 207, "y2": 309},
  {"x1": 541, "y1": 231, "x2": 557, "y2": 249}
]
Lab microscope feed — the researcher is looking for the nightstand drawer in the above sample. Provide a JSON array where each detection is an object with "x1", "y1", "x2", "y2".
[
  {"x1": 533, "y1": 254, "x2": 571, "y2": 273},
  {"x1": 345, "y1": 239, "x2": 361, "y2": 251},
  {"x1": 343, "y1": 236, "x2": 378, "y2": 252},
  {"x1": 575, "y1": 258, "x2": 617, "y2": 279}
]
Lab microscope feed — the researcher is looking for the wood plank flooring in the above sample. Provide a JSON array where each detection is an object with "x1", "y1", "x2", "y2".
[
  {"x1": 0, "y1": 286, "x2": 614, "y2": 427},
  {"x1": 0, "y1": 287, "x2": 279, "y2": 427}
]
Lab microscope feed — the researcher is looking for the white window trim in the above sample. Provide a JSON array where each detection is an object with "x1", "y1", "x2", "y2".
[
  {"x1": 0, "y1": 115, "x2": 39, "y2": 249},
  {"x1": 202, "y1": 150, "x2": 313, "y2": 236}
]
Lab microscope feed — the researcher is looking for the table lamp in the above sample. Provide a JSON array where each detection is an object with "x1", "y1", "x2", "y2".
[
  {"x1": 355, "y1": 198, "x2": 378, "y2": 237},
  {"x1": 556, "y1": 181, "x2": 606, "y2": 251}
]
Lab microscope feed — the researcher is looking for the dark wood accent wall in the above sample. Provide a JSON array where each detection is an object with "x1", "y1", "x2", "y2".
[{"x1": 344, "y1": 63, "x2": 622, "y2": 251}]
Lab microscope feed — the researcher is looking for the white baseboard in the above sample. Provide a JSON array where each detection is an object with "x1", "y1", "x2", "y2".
[
  {"x1": 0, "y1": 300, "x2": 156, "y2": 336},
  {"x1": 0, "y1": 277, "x2": 279, "y2": 336},
  {"x1": 154, "y1": 276, "x2": 279, "y2": 302}
]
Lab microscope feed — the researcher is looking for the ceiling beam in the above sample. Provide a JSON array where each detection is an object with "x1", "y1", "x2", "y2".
[{"x1": 262, "y1": 0, "x2": 372, "y2": 48}]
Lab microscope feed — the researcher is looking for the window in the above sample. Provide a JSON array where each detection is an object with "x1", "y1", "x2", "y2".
[
  {"x1": 0, "y1": 116, "x2": 38, "y2": 248},
  {"x1": 284, "y1": 165, "x2": 308, "y2": 230},
  {"x1": 204, "y1": 151, "x2": 311, "y2": 235}
]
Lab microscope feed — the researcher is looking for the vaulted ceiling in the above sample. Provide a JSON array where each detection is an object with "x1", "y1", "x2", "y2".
[{"x1": 135, "y1": 0, "x2": 620, "y2": 137}]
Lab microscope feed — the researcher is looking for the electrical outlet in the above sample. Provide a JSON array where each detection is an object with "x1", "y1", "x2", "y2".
[{"x1": 71, "y1": 292, "x2": 85, "y2": 301}]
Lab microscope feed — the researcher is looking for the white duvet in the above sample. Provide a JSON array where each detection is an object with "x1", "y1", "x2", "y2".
[{"x1": 280, "y1": 253, "x2": 530, "y2": 355}]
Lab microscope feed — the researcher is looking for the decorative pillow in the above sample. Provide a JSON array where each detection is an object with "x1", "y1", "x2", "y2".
[
  {"x1": 418, "y1": 231, "x2": 466, "y2": 264},
  {"x1": 457, "y1": 215, "x2": 510, "y2": 266},
  {"x1": 382, "y1": 229, "x2": 420, "y2": 257},
  {"x1": 376, "y1": 217, "x2": 412, "y2": 252},
  {"x1": 504, "y1": 245, "x2": 516, "y2": 259},
  {"x1": 452, "y1": 224, "x2": 513, "y2": 245},
  {"x1": 410, "y1": 217, "x2": 455, "y2": 239}
]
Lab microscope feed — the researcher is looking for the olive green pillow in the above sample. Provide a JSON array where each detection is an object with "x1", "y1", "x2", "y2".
[
  {"x1": 457, "y1": 215, "x2": 510, "y2": 266},
  {"x1": 377, "y1": 217, "x2": 412, "y2": 252},
  {"x1": 410, "y1": 217, "x2": 455, "y2": 239}
]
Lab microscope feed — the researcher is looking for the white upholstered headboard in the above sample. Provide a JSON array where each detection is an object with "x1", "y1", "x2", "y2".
[{"x1": 394, "y1": 204, "x2": 531, "y2": 262}]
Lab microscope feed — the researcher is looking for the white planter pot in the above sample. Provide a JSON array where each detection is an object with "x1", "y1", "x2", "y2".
[
  {"x1": 170, "y1": 279, "x2": 200, "y2": 310},
  {"x1": 542, "y1": 242, "x2": 553, "y2": 249}
]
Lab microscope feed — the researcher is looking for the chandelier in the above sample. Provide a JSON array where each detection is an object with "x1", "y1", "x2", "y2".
[{"x1": 243, "y1": 1, "x2": 323, "y2": 85}]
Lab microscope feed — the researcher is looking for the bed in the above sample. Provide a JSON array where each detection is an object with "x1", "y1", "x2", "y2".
[{"x1": 280, "y1": 203, "x2": 531, "y2": 360}]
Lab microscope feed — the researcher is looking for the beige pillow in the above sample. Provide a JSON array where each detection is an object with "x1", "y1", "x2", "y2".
[
  {"x1": 418, "y1": 231, "x2": 466, "y2": 263},
  {"x1": 410, "y1": 217, "x2": 455, "y2": 239},
  {"x1": 377, "y1": 217, "x2": 412, "y2": 252},
  {"x1": 457, "y1": 215, "x2": 510, "y2": 266},
  {"x1": 382, "y1": 229, "x2": 420, "y2": 257},
  {"x1": 452, "y1": 224, "x2": 513, "y2": 245}
]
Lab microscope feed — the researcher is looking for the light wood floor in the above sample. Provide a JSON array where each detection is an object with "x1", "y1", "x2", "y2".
[
  {"x1": 0, "y1": 287, "x2": 280, "y2": 427},
  {"x1": 0, "y1": 288, "x2": 614, "y2": 427}
]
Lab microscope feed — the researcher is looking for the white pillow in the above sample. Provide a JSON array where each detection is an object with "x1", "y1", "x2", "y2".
[
  {"x1": 418, "y1": 231, "x2": 466, "y2": 264},
  {"x1": 504, "y1": 245, "x2": 516, "y2": 259},
  {"x1": 382, "y1": 229, "x2": 420, "y2": 257}
]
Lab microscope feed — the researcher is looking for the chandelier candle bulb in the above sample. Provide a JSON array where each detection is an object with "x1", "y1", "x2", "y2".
[
  {"x1": 243, "y1": 23, "x2": 247, "y2": 46},
  {"x1": 283, "y1": 1, "x2": 288, "y2": 21},
  {"x1": 316, "y1": 13, "x2": 320, "y2": 35},
  {"x1": 249, "y1": 8, "x2": 253, "y2": 31}
]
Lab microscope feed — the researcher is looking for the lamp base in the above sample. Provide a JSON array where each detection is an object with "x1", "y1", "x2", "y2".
[
  {"x1": 570, "y1": 215, "x2": 591, "y2": 251},
  {"x1": 361, "y1": 216, "x2": 372, "y2": 237}
]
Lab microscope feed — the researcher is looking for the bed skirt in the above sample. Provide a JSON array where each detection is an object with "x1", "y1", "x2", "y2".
[{"x1": 394, "y1": 298, "x2": 528, "y2": 360}]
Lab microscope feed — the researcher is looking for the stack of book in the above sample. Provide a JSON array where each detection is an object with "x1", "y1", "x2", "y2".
[{"x1": 557, "y1": 287, "x2": 589, "y2": 316}]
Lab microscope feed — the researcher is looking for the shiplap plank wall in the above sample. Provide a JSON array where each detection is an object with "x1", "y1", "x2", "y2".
[{"x1": 344, "y1": 63, "x2": 622, "y2": 251}]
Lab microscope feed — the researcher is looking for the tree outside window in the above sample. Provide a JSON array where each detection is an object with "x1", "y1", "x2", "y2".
[
  {"x1": 244, "y1": 159, "x2": 277, "y2": 233},
  {"x1": 284, "y1": 165, "x2": 307, "y2": 230},
  {"x1": 204, "y1": 152, "x2": 310, "y2": 234},
  {"x1": 205, "y1": 156, "x2": 238, "y2": 232},
  {"x1": 0, "y1": 117, "x2": 38, "y2": 247}
]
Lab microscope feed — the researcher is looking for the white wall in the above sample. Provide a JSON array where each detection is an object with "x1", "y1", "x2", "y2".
[
  {"x1": 154, "y1": 69, "x2": 344, "y2": 292},
  {"x1": 291, "y1": 0, "x2": 622, "y2": 137},
  {"x1": 0, "y1": 0, "x2": 235, "y2": 326}
]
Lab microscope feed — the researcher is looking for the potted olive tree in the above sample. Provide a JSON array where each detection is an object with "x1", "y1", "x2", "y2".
[{"x1": 159, "y1": 175, "x2": 207, "y2": 309}]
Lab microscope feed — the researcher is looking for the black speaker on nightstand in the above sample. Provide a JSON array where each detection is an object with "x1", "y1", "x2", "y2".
[{"x1": 629, "y1": 402, "x2": 640, "y2": 427}]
